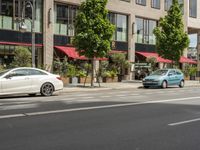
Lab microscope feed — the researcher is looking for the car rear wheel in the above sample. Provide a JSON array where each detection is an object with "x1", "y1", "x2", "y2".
[
  {"x1": 144, "y1": 86, "x2": 149, "y2": 88},
  {"x1": 161, "y1": 81, "x2": 167, "y2": 89},
  {"x1": 40, "y1": 82, "x2": 54, "y2": 96},
  {"x1": 179, "y1": 80, "x2": 184, "y2": 88}
]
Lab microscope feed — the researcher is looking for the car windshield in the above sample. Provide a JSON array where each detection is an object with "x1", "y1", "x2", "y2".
[
  {"x1": 0, "y1": 69, "x2": 10, "y2": 77},
  {"x1": 151, "y1": 69, "x2": 168, "y2": 76}
]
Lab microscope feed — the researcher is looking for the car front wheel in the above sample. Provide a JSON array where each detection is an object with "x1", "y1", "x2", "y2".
[
  {"x1": 179, "y1": 80, "x2": 184, "y2": 88},
  {"x1": 161, "y1": 81, "x2": 167, "y2": 89},
  {"x1": 40, "y1": 82, "x2": 54, "y2": 96}
]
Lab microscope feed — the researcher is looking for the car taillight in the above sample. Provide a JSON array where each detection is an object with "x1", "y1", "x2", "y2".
[{"x1": 56, "y1": 77, "x2": 62, "y2": 80}]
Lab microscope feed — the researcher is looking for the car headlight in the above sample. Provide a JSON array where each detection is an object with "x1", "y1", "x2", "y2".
[{"x1": 142, "y1": 79, "x2": 146, "y2": 82}]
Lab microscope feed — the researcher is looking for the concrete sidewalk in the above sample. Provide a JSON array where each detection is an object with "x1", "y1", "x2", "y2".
[{"x1": 61, "y1": 80, "x2": 200, "y2": 93}]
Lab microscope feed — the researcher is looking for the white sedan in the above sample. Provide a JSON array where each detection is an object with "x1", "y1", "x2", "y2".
[{"x1": 0, "y1": 67, "x2": 63, "y2": 96}]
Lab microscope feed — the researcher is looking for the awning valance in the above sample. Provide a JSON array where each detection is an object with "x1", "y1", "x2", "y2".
[
  {"x1": 180, "y1": 56, "x2": 197, "y2": 64},
  {"x1": 136, "y1": 52, "x2": 172, "y2": 63},
  {"x1": 136, "y1": 52, "x2": 197, "y2": 64},
  {"x1": 55, "y1": 46, "x2": 108, "y2": 60}
]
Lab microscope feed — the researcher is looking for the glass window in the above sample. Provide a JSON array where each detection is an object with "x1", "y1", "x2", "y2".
[
  {"x1": 0, "y1": 0, "x2": 43, "y2": 32},
  {"x1": 10, "y1": 69, "x2": 29, "y2": 77},
  {"x1": 135, "y1": 17, "x2": 157, "y2": 45},
  {"x1": 28, "y1": 69, "x2": 47, "y2": 75},
  {"x1": 136, "y1": 0, "x2": 146, "y2": 6},
  {"x1": 54, "y1": 4, "x2": 78, "y2": 36},
  {"x1": 165, "y1": 0, "x2": 172, "y2": 11},
  {"x1": 151, "y1": 0, "x2": 160, "y2": 9},
  {"x1": 116, "y1": 14, "x2": 128, "y2": 42},
  {"x1": 108, "y1": 12, "x2": 128, "y2": 42},
  {"x1": 136, "y1": 18, "x2": 143, "y2": 43},
  {"x1": 189, "y1": 0, "x2": 197, "y2": 18}
]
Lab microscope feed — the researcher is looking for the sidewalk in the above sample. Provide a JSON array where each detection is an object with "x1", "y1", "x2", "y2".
[{"x1": 61, "y1": 80, "x2": 200, "y2": 93}]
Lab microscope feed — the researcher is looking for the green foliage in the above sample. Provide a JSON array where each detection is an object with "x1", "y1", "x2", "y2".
[
  {"x1": 102, "y1": 70, "x2": 117, "y2": 79},
  {"x1": 188, "y1": 66, "x2": 197, "y2": 76},
  {"x1": 182, "y1": 64, "x2": 190, "y2": 77},
  {"x1": 153, "y1": 0, "x2": 189, "y2": 65},
  {"x1": 53, "y1": 57, "x2": 68, "y2": 76},
  {"x1": 110, "y1": 53, "x2": 131, "y2": 73},
  {"x1": 77, "y1": 70, "x2": 87, "y2": 77},
  {"x1": 10, "y1": 46, "x2": 31, "y2": 67},
  {"x1": 146, "y1": 56, "x2": 157, "y2": 71},
  {"x1": 66, "y1": 64, "x2": 78, "y2": 78},
  {"x1": 0, "y1": 65, "x2": 5, "y2": 72},
  {"x1": 73, "y1": 0, "x2": 115, "y2": 59}
]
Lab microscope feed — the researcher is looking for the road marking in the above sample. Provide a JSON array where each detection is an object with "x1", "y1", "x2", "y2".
[
  {"x1": 100, "y1": 96, "x2": 111, "y2": 98},
  {"x1": 0, "y1": 96, "x2": 200, "y2": 119},
  {"x1": 168, "y1": 118, "x2": 200, "y2": 126}
]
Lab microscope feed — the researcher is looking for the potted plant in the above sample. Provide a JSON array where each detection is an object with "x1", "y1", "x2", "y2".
[
  {"x1": 102, "y1": 70, "x2": 118, "y2": 82},
  {"x1": 189, "y1": 66, "x2": 197, "y2": 80}
]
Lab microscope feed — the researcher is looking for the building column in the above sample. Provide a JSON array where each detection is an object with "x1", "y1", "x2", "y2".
[
  {"x1": 197, "y1": 31, "x2": 200, "y2": 79},
  {"x1": 128, "y1": 14, "x2": 135, "y2": 80},
  {"x1": 43, "y1": 0, "x2": 54, "y2": 71}
]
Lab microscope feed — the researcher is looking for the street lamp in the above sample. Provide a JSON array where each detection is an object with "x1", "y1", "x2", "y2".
[{"x1": 20, "y1": 0, "x2": 36, "y2": 68}]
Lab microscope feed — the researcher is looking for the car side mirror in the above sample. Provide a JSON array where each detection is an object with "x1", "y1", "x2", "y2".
[{"x1": 4, "y1": 72, "x2": 15, "y2": 79}]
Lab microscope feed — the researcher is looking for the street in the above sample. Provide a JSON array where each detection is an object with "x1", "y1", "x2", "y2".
[{"x1": 0, "y1": 87, "x2": 200, "y2": 150}]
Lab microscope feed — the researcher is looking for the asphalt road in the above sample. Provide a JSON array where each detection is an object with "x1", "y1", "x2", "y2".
[{"x1": 0, "y1": 87, "x2": 200, "y2": 150}]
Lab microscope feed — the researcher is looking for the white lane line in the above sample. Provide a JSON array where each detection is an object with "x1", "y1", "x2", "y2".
[
  {"x1": 116, "y1": 95, "x2": 127, "y2": 97},
  {"x1": 1, "y1": 96, "x2": 200, "y2": 119},
  {"x1": 168, "y1": 118, "x2": 200, "y2": 126},
  {"x1": 0, "y1": 114, "x2": 25, "y2": 119},
  {"x1": 101, "y1": 96, "x2": 111, "y2": 98},
  {"x1": 0, "y1": 104, "x2": 38, "y2": 110}
]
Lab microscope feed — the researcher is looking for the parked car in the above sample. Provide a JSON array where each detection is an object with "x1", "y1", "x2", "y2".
[
  {"x1": 142, "y1": 69, "x2": 184, "y2": 88},
  {"x1": 0, "y1": 67, "x2": 63, "y2": 96}
]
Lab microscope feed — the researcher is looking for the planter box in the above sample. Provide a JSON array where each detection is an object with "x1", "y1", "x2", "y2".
[
  {"x1": 61, "y1": 77, "x2": 70, "y2": 86},
  {"x1": 78, "y1": 77, "x2": 92, "y2": 84},
  {"x1": 102, "y1": 77, "x2": 118, "y2": 83}
]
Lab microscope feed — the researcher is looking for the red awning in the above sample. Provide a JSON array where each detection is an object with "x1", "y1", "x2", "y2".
[
  {"x1": 54, "y1": 46, "x2": 108, "y2": 60},
  {"x1": 136, "y1": 52, "x2": 172, "y2": 63},
  {"x1": 0, "y1": 41, "x2": 43, "y2": 47},
  {"x1": 179, "y1": 56, "x2": 197, "y2": 64},
  {"x1": 55, "y1": 46, "x2": 87, "y2": 60}
]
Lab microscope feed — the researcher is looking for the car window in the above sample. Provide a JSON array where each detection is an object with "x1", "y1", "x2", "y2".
[
  {"x1": 28, "y1": 69, "x2": 47, "y2": 75},
  {"x1": 151, "y1": 70, "x2": 168, "y2": 76},
  {"x1": 176, "y1": 70, "x2": 182, "y2": 75},
  {"x1": 169, "y1": 70, "x2": 176, "y2": 75},
  {"x1": 9, "y1": 69, "x2": 29, "y2": 77}
]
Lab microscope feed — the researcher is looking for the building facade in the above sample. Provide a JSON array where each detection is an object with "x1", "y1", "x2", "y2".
[{"x1": 0, "y1": 0, "x2": 199, "y2": 77}]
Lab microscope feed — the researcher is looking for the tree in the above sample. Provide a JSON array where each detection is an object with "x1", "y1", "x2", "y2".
[
  {"x1": 73, "y1": 0, "x2": 115, "y2": 87},
  {"x1": 10, "y1": 46, "x2": 31, "y2": 67},
  {"x1": 153, "y1": 0, "x2": 189, "y2": 66}
]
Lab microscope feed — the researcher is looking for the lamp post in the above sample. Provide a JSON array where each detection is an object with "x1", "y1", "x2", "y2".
[{"x1": 20, "y1": 0, "x2": 36, "y2": 68}]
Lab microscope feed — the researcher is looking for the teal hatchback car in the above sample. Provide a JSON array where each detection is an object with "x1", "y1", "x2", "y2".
[{"x1": 142, "y1": 69, "x2": 184, "y2": 88}]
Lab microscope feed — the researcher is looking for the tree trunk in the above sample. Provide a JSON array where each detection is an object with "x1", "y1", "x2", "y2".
[{"x1": 91, "y1": 58, "x2": 94, "y2": 87}]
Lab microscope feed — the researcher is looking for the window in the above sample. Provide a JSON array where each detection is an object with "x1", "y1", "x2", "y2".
[
  {"x1": 54, "y1": 4, "x2": 78, "y2": 36},
  {"x1": 108, "y1": 13, "x2": 128, "y2": 42},
  {"x1": 135, "y1": 17, "x2": 157, "y2": 44},
  {"x1": 28, "y1": 69, "x2": 47, "y2": 75},
  {"x1": 9, "y1": 69, "x2": 29, "y2": 77},
  {"x1": 165, "y1": 0, "x2": 172, "y2": 11},
  {"x1": 136, "y1": 0, "x2": 146, "y2": 6},
  {"x1": 165, "y1": 0, "x2": 184, "y2": 12},
  {"x1": 189, "y1": 0, "x2": 197, "y2": 18},
  {"x1": 0, "y1": 0, "x2": 43, "y2": 32},
  {"x1": 151, "y1": 0, "x2": 160, "y2": 9}
]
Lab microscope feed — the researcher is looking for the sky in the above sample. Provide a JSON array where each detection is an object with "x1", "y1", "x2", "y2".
[{"x1": 189, "y1": 34, "x2": 197, "y2": 48}]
